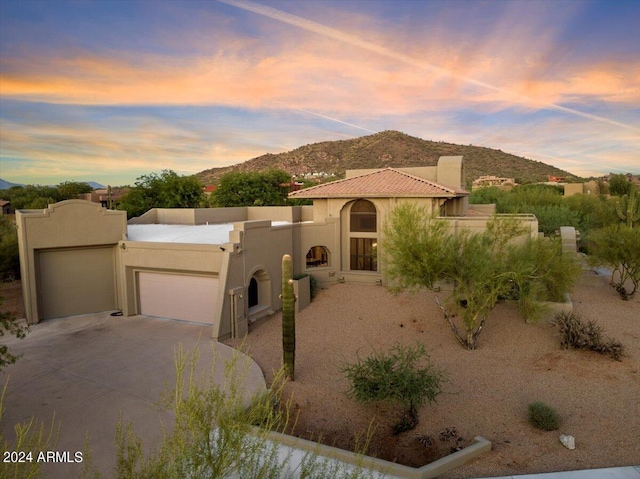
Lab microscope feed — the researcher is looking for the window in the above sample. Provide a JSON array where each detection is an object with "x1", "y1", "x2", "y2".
[
  {"x1": 306, "y1": 246, "x2": 329, "y2": 268},
  {"x1": 350, "y1": 200, "x2": 377, "y2": 232},
  {"x1": 350, "y1": 238, "x2": 378, "y2": 271}
]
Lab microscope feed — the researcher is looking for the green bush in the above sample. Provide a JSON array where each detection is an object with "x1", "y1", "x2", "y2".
[
  {"x1": 528, "y1": 402, "x2": 561, "y2": 431},
  {"x1": 341, "y1": 342, "x2": 447, "y2": 434},
  {"x1": 0, "y1": 217, "x2": 20, "y2": 281},
  {"x1": 469, "y1": 186, "x2": 508, "y2": 205},
  {"x1": 552, "y1": 312, "x2": 624, "y2": 361}
]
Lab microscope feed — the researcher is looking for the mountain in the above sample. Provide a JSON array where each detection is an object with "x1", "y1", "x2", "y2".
[
  {"x1": 0, "y1": 179, "x2": 104, "y2": 189},
  {"x1": 196, "y1": 131, "x2": 579, "y2": 186},
  {"x1": 0, "y1": 179, "x2": 24, "y2": 189}
]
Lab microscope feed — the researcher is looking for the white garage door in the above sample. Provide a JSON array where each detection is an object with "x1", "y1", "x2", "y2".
[{"x1": 138, "y1": 272, "x2": 218, "y2": 324}]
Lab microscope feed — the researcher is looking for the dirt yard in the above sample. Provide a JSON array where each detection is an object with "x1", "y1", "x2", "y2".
[
  {"x1": 0, "y1": 281, "x2": 24, "y2": 319},
  {"x1": 226, "y1": 279, "x2": 640, "y2": 478}
]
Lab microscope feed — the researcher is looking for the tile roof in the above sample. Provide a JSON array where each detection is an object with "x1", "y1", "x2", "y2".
[{"x1": 289, "y1": 168, "x2": 469, "y2": 198}]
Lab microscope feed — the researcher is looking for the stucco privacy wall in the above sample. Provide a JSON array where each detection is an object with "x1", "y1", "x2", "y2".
[
  {"x1": 129, "y1": 206, "x2": 313, "y2": 226},
  {"x1": 16, "y1": 200, "x2": 127, "y2": 324}
]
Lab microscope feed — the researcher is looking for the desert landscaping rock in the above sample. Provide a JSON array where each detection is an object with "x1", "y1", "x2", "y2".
[{"x1": 559, "y1": 434, "x2": 576, "y2": 450}]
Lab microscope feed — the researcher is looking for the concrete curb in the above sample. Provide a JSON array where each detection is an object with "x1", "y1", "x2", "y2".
[{"x1": 257, "y1": 428, "x2": 492, "y2": 479}]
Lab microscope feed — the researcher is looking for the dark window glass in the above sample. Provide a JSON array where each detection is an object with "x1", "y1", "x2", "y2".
[
  {"x1": 306, "y1": 246, "x2": 329, "y2": 267},
  {"x1": 350, "y1": 200, "x2": 377, "y2": 232},
  {"x1": 350, "y1": 238, "x2": 378, "y2": 271}
]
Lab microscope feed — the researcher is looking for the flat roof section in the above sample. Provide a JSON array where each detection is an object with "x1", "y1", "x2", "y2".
[
  {"x1": 127, "y1": 224, "x2": 235, "y2": 244},
  {"x1": 127, "y1": 221, "x2": 292, "y2": 245}
]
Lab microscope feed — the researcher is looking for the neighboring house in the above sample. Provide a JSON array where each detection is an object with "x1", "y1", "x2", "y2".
[
  {"x1": 79, "y1": 187, "x2": 129, "y2": 208},
  {"x1": 16, "y1": 156, "x2": 538, "y2": 340},
  {"x1": 472, "y1": 175, "x2": 516, "y2": 189},
  {"x1": 563, "y1": 181, "x2": 602, "y2": 196},
  {"x1": 0, "y1": 200, "x2": 13, "y2": 215}
]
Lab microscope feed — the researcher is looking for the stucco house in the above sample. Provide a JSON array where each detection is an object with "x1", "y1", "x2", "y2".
[{"x1": 16, "y1": 156, "x2": 537, "y2": 340}]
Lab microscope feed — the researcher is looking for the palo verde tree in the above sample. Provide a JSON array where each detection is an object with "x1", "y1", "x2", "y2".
[
  {"x1": 341, "y1": 342, "x2": 447, "y2": 434},
  {"x1": 281, "y1": 254, "x2": 296, "y2": 380},
  {"x1": 383, "y1": 204, "x2": 581, "y2": 349},
  {"x1": 609, "y1": 174, "x2": 634, "y2": 197},
  {"x1": 119, "y1": 170, "x2": 204, "y2": 219},
  {"x1": 588, "y1": 224, "x2": 640, "y2": 300}
]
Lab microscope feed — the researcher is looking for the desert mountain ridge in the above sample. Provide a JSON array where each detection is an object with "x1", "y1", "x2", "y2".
[{"x1": 196, "y1": 130, "x2": 580, "y2": 186}]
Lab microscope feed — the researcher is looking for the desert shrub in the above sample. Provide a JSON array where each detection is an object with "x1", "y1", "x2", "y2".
[
  {"x1": 469, "y1": 186, "x2": 508, "y2": 205},
  {"x1": 528, "y1": 402, "x2": 561, "y2": 431},
  {"x1": 0, "y1": 381, "x2": 59, "y2": 479},
  {"x1": 496, "y1": 184, "x2": 563, "y2": 213},
  {"x1": 505, "y1": 237, "x2": 582, "y2": 321},
  {"x1": 1, "y1": 295, "x2": 29, "y2": 371},
  {"x1": 107, "y1": 344, "x2": 379, "y2": 479},
  {"x1": 552, "y1": 312, "x2": 624, "y2": 361},
  {"x1": 588, "y1": 224, "x2": 640, "y2": 299},
  {"x1": 563, "y1": 194, "x2": 618, "y2": 237},
  {"x1": 341, "y1": 342, "x2": 447, "y2": 434}
]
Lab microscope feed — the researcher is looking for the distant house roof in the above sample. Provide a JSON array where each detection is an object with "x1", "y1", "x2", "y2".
[{"x1": 288, "y1": 168, "x2": 468, "y2": 199}]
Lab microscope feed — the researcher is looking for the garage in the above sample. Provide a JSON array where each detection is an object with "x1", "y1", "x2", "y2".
[
  {"x1": 38, "y1": 246, "x2": 116, "y2": 320},
  {"x1": 138, "y1": 271, "x2": 219, "y2": 324}
]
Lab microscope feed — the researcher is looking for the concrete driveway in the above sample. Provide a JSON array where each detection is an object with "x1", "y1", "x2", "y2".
[{"x1": 0, "y1": 312, "x2": 266, "y2": 478}]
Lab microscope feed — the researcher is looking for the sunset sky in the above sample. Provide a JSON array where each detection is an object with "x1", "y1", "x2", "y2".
[{"x1": 1, "y1": 0, "x2": 638, "y2": 186}]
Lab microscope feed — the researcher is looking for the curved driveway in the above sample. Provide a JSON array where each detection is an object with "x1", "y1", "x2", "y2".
[{"x1": 0, "y1": 312, "x2": 266, "y2": 478}]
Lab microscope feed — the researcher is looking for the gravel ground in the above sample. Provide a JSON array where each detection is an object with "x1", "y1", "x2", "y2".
[{"x1": 226, "y1": 278, "x2": 640, "y2": 478}]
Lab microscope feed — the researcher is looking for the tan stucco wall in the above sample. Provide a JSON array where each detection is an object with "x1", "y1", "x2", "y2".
[
  {"x1": 436, "y1": 156, "x2": 465, "y2": 190},
  {"x1": 564, "y1": 182, "x2": 601, "y2": 196},
  {"x1": 16, "y1": 200, "x2": 127, "y2": 324},
  {"x1": 128, "y1": 206, "x2": 313, "y2": 226}
]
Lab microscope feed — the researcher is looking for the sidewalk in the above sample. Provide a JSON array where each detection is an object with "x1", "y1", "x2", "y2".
[{"x1": 483, "y1": 465, "x2": 640, "y2": 479}]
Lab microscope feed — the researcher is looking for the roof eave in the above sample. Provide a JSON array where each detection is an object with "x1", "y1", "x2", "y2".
[{"x1": 288, "y1": 192, "x2": 469, "y2": 199}]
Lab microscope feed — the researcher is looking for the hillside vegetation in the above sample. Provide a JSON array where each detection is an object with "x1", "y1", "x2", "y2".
[{"x1": 196, "y1": 130, "x2": 579, "y2": 186}]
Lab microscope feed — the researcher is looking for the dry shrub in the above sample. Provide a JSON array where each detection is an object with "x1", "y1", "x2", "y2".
[{"x1": 552, "y1": 312, "x2": 624, "y2": 361}]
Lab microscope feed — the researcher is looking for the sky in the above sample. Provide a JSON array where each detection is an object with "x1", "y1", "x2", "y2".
[{"x1": 0, "y1": 0, "x2": 638, "y2": 186}]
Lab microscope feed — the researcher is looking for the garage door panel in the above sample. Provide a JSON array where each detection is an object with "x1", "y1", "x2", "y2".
[
  {"x1": 138, "y1": 272, "x2": 218, "y2": 324},
  {"x1": 39, "y1": 247, "x2": 116, "y2": 320}
]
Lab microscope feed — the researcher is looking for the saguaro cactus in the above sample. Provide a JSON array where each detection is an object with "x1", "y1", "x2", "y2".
[
  {"x1": 616, "y1": 188, "x2": 640, "y2": 227},
  {"x1": 281, "y1": 254, "x2": 296, "y2": 380}
]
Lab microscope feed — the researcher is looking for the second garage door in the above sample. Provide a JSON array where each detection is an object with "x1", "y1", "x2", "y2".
[
  {"x1": 38, "y1": 246, "x2": 116, "y2": 320},
  {"x1": 138, "y1": 272, "x2": 219, "y2": 324}
]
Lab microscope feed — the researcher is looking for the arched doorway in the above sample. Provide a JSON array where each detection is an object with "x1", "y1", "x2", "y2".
[
  {"x1": 247, "y1": 268, "x2": 272, "y2": 321},
  {"x1": 248, "y1": 277, "x2": 258, "y2": 308}
]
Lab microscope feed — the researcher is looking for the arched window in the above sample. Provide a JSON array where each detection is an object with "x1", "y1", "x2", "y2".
[
  {"x1": 349, "y1": 200, "x2": 377, "y2": 271},
  {"x1": 350, "y1": 200, "x2": 377, "y2": 232},
  {"x1": 306, "y1": 246, "x2": 329, "y2": 267}
]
